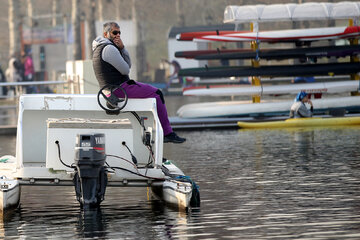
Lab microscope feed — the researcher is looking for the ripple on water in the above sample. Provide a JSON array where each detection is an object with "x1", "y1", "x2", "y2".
[{"x1": 1, "y1": 128, "x2": 360, "y2": 239}]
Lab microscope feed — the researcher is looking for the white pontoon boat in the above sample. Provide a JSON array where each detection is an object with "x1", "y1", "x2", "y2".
[{"x1": 0, "y1": 92, "x2": 200, "y2": 211}]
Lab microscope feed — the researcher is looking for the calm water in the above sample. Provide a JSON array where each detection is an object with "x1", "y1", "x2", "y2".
[{"x1": 1, "y1": 96, "x2": 360, "y2": 239}]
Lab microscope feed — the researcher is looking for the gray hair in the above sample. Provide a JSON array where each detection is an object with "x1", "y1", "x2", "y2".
[{"x1": 103, "y1": 22, "x2": 120, "y2": 34}]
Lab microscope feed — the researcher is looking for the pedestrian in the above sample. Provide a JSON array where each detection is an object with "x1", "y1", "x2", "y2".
[
  {"x1": 0, "y1": 63, "x2": 7, "y2": 96},
  {"x1": 5, "y1": 56, "x2": 22, "y2": 97},
  {"x1": 21, "y1": 51, "x2": 37, "y2": 93}
]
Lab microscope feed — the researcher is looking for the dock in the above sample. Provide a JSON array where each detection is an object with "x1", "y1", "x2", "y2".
[
  {"x1": 0, "y1": 103, "x2": 17, "y2": 134},
  {"x1": 0, "y1": 125, "x2": 17, "y2": 135},
  {"x1": 170, "y1": 116, "x2": 248, "y2": 130}
]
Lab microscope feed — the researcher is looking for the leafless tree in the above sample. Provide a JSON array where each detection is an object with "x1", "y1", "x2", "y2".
[
  {"x1": 26, "y1": 0, "x2": 33, "y2": 28},
  {"x1": 175, "y1": 0, "x2": 185, "y2": 27},
  {"x1": 52, "y1": 0, "x2": 60, "y2": 27},
  {"x1": 98, "y1": 0, "x2": 103, "y2": 22},
  {"x1": 72, "y1": 0, "x2": 82, "y2": 60},
  {"x1": 8, "y1": 0, "x2": 21, "y2": 57},
  {"x1": 115, "y1": 0, "x2": 121, "y2": 20},
  {"x1": 87, "y1": 0, "x2": 97, "y2": 58}
]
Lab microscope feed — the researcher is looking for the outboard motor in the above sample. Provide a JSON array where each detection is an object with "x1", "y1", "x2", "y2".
[{"x1": 73, "y1": 134, "x2": 108, "y2": 208}]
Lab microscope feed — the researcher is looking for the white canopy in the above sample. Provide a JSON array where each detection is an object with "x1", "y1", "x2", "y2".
[{"x1": 224, "y1": 2, "x2": 360, "y2": 23}]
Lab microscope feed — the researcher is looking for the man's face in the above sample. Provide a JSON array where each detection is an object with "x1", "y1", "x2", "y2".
[
  {"x1": 302, "y1": 95, "x2": 309, "y2": 103},
  {"x1": 107, "y1": 27, "x2": 121, "y2": 42}
]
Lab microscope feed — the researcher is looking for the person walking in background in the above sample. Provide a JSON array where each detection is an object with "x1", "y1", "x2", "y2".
[
  {"x1": 163, "y1": 59, "x2": 182, "y2": 86},
  {"x1": 0, "y1": 63, "x2": 7, "y2": 96},
  {"x1": 22, "y1": 50, "x2": 37, "y2": 94},
  {"x1": 92, "y1": 21, "x2": 186, "y2": 143},
  {"x1": 289, "y1": 91, "x2": 313, "y2": 118},
  {"x1": 5, "y1": 56, "x2": 23, "y2": 97}
]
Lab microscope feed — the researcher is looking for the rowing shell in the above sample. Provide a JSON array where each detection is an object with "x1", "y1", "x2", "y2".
[
  {"x1": 175, "y1": 48, "x2": 252, "y2": 59},
  {"x1": 176, "y1": 96, "x2": 360, "y2": 118},
  {"x1": 183, "y1": 80, "x2": 360, "y2": 96},
  {"x1": 192, "y1": 45, "x2": 360, "y2": 60},
  {"x1": 192, "y1": 26, "x2": 360, "y2": 43},
  {"x1": 176, "y1": 30, "x2": 240, "y2": 41},
  {"x1": 237, "y1": 116, "x2": 360, "y2": 129},
  {"x1": 178, "y1": 62, "x2": 360, "y2": 78}
]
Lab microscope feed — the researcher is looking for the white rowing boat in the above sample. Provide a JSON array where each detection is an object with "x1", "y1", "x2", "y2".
[
  {"x1": 194, "y1": 26, "x2": 360, "y2": 42},
  {"x1": 177, "y1": 96, "x2": 360, "y2": 118},
  {"x1": 183, "y1": 81, "x2": 360, "y2": 97}
]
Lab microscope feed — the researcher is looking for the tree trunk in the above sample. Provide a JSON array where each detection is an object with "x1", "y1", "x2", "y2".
[
  {"x1": 116, "y1": 0, "x2": 122, "y2": 20},
  {"x1": 72, "y1": 0, "x2": 82, "y2": 60},
  {"x1": 8, "y1": 0, "x2": 21, "y2": 57},
  {"x1": 26, "y1": 0, "x2": 33, "y2": 28},
  {"x1": 52, "y1": 0, "x2": 60, "y2": 27},
  {"x1": 87, "y1": 0, "x2": 96, "y2": 59},
  {"x1": 98, "y1": 0, "x2": 103, "y2": 22},
  {"x1": 175, "y1": 0, "x2": 185, "y2": 27}
]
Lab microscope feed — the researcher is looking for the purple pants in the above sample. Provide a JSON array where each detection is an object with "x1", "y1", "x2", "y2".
[{"x1": 113, "y1": 81, "x2": 173, "y2": 135}]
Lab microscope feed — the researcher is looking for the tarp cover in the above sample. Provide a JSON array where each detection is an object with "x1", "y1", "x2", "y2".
[{"x1": 224, "y1": 2, "x2": 360, "y2": 23}]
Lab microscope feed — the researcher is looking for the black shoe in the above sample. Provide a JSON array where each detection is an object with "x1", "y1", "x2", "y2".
[{"x1": 164, "y1": 132, "x2": 186, "y2": 143}]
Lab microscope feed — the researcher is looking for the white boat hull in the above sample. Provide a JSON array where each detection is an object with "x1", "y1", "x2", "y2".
[
  {"x1": 0, "y1": 178, "x2": 20, "y2": 211},
  {"x1": 194, "y1": 26, "x2": 360, "y2": 42},
  {"x1": 152, "y1": 160, "x2": 200, "y2": 210},
  {"x1": 183, "y1": 81, "x2": 360, "y2": 97},
  {"x1": 177, "y1": 96, "x2": 360, "y2": 118},
  {"x1": 162, "y1": 180, "x2": 192, "y2": 209}
]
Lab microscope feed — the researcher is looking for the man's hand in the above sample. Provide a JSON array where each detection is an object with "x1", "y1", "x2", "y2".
[
  {"x1": 113, "y1": 37, "x2": 124, "y2": 50},
  {"x1": 307, "y1": 99, "x2": 313, "y2": 107}
]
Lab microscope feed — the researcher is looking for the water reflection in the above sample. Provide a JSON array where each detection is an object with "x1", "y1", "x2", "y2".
[
  {"x1": 0, "y1": 186, "x2": 195, "y2": 239},
  {"x1": 77, "y1": 208, "x2": 106, "y2": 239},
  {"x1": 0, "y1": 209, "x2": 18, "y2": 238},
  {"x1": 0, "y1": 107, "x2": 17, "y2": 125}
]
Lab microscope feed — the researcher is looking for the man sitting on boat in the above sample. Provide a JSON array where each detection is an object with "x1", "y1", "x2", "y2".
[
  {"x1": 289, "y1": 91, "x2": 313, "y2": 118},
  {"x1": 92, "y1": 21, "x2": 186, "y2": 143}
]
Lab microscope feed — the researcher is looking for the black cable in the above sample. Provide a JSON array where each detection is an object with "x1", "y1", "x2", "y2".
[
  {"x1": 130, "y1": 111, "x2": 146, "y2": 131},
  {"x1": 106, "y1": 154, "x2": 137, "y2": 169},
  {"x1": 145, "y1": 145, "x2": 155, "y2": 168},
  {"x1": 106, "y1": 152, "x2": 163, "y2": 180},
  {"x1": 55, "y1": 141, "x2": 75, "y2": 169},
  {"x1": 122, "y1": 141, "x2": 138, "y2": 165},
  {"x1": 105, "y1": 162, "x2": 116, "y2": 173},
  {"x1": 145, "y1": 154, "x2": 152, "y2": 169},
  {"x1": 107, "y1": 166, "x2": 165, "y2": 181}
]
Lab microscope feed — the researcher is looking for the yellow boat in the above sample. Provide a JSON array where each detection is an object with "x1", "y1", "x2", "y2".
[{"x1": 237, "y1": 116, "x2": 360, "y2": 129}]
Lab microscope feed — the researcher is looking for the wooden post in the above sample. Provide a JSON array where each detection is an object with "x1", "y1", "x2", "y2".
[
  {"x1": 349, "y1": 19, "x2": 359, "y2": 96},
  {"x1": 250, "y1": 22, "x2": 261, "y2": 103},
  {"x1": 20, "y1": 21, "x2": 25, "y2": 55},
  {"x1": 80, "y1": 21, "x2": 86, "y2": 60}
]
